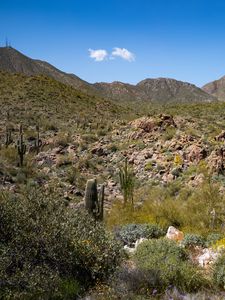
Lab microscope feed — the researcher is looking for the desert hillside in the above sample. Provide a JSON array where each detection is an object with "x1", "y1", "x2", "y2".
[{"x1": 1, "y1": 54, "x2": 225, "y2": 300}]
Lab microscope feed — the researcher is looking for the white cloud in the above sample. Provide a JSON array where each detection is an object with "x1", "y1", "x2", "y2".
[
  {"x1": 112, "y1": 47, "x2": 135, "y2": 62},
  {"x1": 88, "y1": 48, "x2": 108, "y2": 61}
]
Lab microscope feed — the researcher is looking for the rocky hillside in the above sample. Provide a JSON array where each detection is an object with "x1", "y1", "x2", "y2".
[
  {"x1": 202, "y1": 75, "x2": 225, "y2": 101},
  {"x1": 0, "y1": 47, "x2": 94, "y2": 94},
  {"x1": 1, "y1": 71, "x2": 225, "y2": 207},
  {"x1": 94, "y1": 77, "x2": 216, "y2": 103},
  {"x1": 0, "y1": 71, "x2": 136, "y2": 205}
]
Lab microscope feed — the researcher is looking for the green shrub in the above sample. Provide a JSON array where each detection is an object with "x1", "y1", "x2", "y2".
[
  {"x1": 66, "y1": 166, "x2": 78, "y2": 185},
  {"x1": 0, "y1": 147, "x2": 18, "y2": 165},
  {"x1": 206, "y1": 233, "x2": 223, "y2": 247},
  {"x1": 162, "y1": 127, "x2": 176, "y2": 141},
  {"x1": 115, "y1": 223, "x2": 165, "y2": 246},
  {"x1": 54, "y1": 132, "x2": 72, "y2": 147},
  {"x1": 108, "y1": 143, "x2": 118, "y2": 152},
  {"x1": 0, "y1": 187, "x2": 122, "y2": 298},
  {"x1": 134, "y1": 239, "x2": 207, "y2": 293},
  {"x1": 82, "y1": 133, "x2": 98, "y2": 143},
  {"x1": 213, "y1": 253, "x2": 225, "y2": 289},
  {"x1": 182, "y1": 234, "x2": 206, "y2": 248}
]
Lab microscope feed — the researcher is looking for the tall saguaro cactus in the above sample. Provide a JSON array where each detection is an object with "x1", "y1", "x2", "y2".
[
  {"x1": 84, "y1": 179, "x2": 104, "y2": 221},
  {"x1": 17, "y1": 124, "x2": 26, "y2": 167},
  {"x1": 119, "y1": 157, "x2": 135, "y2": 207}
]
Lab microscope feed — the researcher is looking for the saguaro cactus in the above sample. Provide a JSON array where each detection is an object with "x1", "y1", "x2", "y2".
[
  {"x1": 119, "y1": 157, "x2": 135, "y2": 207},
  {"x1": 17, "y1": 124, "x2": 26, "y2": 167},
  {"x1": 84, "y1": 179, "x2": 104, "y2": 221}
]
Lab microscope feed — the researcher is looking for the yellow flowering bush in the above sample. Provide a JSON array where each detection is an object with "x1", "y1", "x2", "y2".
[
  {"x1": 174, "y1": 154, "x2": 183, "y2": 166},
  {"x1": 213, "y1": 238, "x2": 225, "y2": 250}
]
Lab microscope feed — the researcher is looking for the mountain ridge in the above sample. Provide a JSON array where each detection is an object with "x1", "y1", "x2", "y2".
[
  {"x1": 0, "y1": 46, "x2": 217, "y2": 103},
  {"x1": 94, "y1": 77, "x2": 216, "y2": 103},
  {"x1": 202, "y1": 75, "x2": 225, "y2": 101}
]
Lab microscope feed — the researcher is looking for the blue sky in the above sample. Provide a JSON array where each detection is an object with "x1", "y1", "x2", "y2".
[{"x1": 1, "y1": 0, "x2": 225, "y2": 86}]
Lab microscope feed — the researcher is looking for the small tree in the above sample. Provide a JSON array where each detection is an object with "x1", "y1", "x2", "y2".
[{"x1": 119, "y1": 157, "x2": 135, "y2": 208}]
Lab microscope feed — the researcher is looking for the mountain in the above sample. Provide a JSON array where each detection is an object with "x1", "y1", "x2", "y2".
[
  {"x1": 94, "y1": 78, "x2": 216, "y2": 103},
  {"x1": 202, "y1": 76, "x2": 225, "y2": 101},
  {"x1": 0, "y1": 46, "x2": 94, "y2": 94},
  {"x1": 0, "y1": 47, "x2": 216, "y2": 103}
]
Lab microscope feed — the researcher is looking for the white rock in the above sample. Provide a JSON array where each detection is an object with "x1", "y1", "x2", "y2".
[
  {"x1": 134, "y1": 238, "x2": 147, "y2": 249},
  {"x1": 197, "y1": 248, "x2": 219, "y2": 268},
  {"x1": 123, "y1": 238, "x2": 147, "y2": 254},
  {"x1": 166, "y1": 226, "x2": 184, "y2": 242},
  {"x1": 124, "y1": 245, "x2": 136, "y2": 254}
]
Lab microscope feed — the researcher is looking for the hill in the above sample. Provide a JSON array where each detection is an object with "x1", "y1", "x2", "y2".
[
  {"x1": 94, "y1": 78, "x2": 216, "y2": 103},
  {"x1": 202, "y1": 75, "x2": 225, "y2": 101}
]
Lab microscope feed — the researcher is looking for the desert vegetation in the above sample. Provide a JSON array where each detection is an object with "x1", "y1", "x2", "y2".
[{"x1": 1, "y1": 70, "x2": 225, "y2": 299}]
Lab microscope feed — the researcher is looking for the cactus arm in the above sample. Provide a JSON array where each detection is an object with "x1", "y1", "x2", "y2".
[
  {"x1": 98, "y1": 184, "x2": 105, "y2": 221},
  {"x1": 119, "y1": 157, "x2": 134, "y2": 207}
]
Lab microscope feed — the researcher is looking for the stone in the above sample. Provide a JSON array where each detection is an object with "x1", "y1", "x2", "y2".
[
  {"x1": 188, "y1": 173, "x2": 205, "y2": 187},
  {"x1": 132, "y1": 117, "x2": 156, "y2": 133},
  {"x1": 124, "y1": 238, "x2": 147, "y2": 254},
  {"x1": 186, "y1": 144, "x2": 207, "y2": 163},
  {"x1": 162, "y1": 173, "x2": 174, "y2": 183},
  {"x1": 207, "y1": 150, "x2": 224, "y2": 174},
  {"x1": 197, "y1": 248, "x2": 219, "y2": 268},
  {"x1": 166, "y1": 226, "x2": 184, "y2": 242},
  {"x1": 158, "y1": 114, "x2": 177, "y2": 128}
]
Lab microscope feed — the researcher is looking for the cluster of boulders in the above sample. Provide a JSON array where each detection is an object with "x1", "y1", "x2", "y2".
[{"x1": 96, "y1": 114, "x2": 225, "y2": 198}]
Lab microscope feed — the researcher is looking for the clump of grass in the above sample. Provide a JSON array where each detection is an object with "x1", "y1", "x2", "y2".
[{"x1": 107, "y1": 180, "x2": 225, "y2": 236}]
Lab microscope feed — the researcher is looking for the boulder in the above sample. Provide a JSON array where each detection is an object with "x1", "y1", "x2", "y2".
[
  {"x1": 162, "y1": 173, "x2": 174, "y2": 183},
  {"x1": 207, "y1": 150, "x2": 224, "y2": 174},
  {"x1": 186, "y1": 144, "x2": 207, "y2": 163},
  {"x1": 132, "y1": 117, "x2": 157, "y2": 133},
  {"x1": 158, "y1": 114, "x2": 177, "y2": 128},
  {"x1": 188, "y1": 173, "x2": 205, "y2": 187},
  {"x1": 197, "y1": 248, "x2": 219, "y2": 268},
  {"x1": 166, "y1": 226, "x2": 184, "y2": 242}
]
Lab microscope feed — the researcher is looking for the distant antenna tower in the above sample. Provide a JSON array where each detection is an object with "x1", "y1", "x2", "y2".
[{"x1": 5, "y1": 37, "x2": 11, "y2": 48}]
